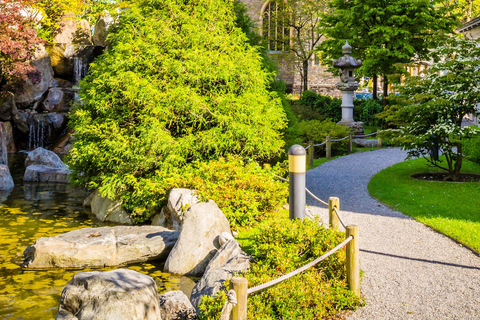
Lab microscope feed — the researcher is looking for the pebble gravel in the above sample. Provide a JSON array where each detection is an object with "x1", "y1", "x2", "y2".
[{"x1": 305, "y1": 148, "x2": 480, "y2": 320}]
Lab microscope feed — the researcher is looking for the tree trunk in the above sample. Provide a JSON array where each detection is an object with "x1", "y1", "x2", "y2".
[
  {"x1": 372, "y1": 74, "x2": 378, "y2": 100},
  {"x1": 452, "y1": 142, "x2": 463, "y2": 181},
  {"x1": 302, "y1": 60, "x2": 309, "y2": 93},
  {"x1": 382, "y1": 75, "x2": 389, "y2": 106}
]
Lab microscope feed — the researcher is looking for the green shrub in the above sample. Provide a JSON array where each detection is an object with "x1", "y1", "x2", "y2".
[
  {"x1": 298, "y1": 120, "x2": 351, "y2": 156},
  {"x1": 67, "y1": 0, "x2": 287, "y2": 222},
  {"x1": 293, "y1": 90, "x2": 342, "y2": 122},
  {"x1": 199, "y1": 218, "x2": 361, "y2": 319},
  {"x1": 184, "y1": 157, "x2": 288, "y2": 229},
  {"x1": 463, "y1": 129, "x2": 480, "y2": 164},
  {"x1": 353, "y1": 98, "x2": 384, "y2": 127}
]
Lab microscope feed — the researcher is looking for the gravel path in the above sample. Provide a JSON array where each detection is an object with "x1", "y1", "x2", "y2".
[{"x1": 305, "y1": 148, "x2": 480, "y2": 320}]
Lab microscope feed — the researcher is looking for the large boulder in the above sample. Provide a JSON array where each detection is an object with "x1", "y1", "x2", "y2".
[
  {"x1": 42, "y1": 88, "x2": 75, "y2": 112},
  {"x1": 22, "y1": 226, "x2": 179, "y2": 269},
  {"x1": 159, "y1": 291, "x2": 197, "y2": 320},
  {"x1": 190, "y1": 240, "x2": 250, "y2": 313},
  {"x1": 12, "y1": 109, "x2": 31, "y2": 134},
  {"x1": 24, "y1": 147, "x2": 69, "y2": 183},
  {"x1": 2, "y1": 121, "x2": 16, "y2": 153},
  {"x1": 164, "y1": 200, "x2": 232, "y2": 276},
  {"x1": 56, "y1": 269, "x2": 161, "y2": 320},
  {"x1": 0, "y1": 92, "x2": 17, "y2": 121},
  {"x1": 93, "y1": 13, "x2": 114, "y2": 46},
  {"x1": 91, "y1": 189, "x2": 134, "y2": 225},
  {"x1": 167, "y1": 188, "x2": 200, "y2": 231},
  {"x1": 14, "y1": 45, "x2": 56, "y2": 107}
]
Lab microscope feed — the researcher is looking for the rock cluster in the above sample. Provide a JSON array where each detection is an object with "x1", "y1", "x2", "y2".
[
  {"x1": 23, "y1": 147, "x2": 70, "y2": 183},
  {"x1": 1, "y1": 14, "x2": 113, "y2": 153}
]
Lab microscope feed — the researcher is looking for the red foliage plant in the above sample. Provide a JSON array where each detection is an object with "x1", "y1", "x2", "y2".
[{"x1": 0, "y1": 0, "x2": 45, "y2": 94}]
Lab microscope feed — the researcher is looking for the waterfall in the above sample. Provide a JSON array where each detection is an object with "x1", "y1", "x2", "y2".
[
  {"x1": 73, "y1": 57, "x2": 88, "y2": 85},
  {"x1": 28, "y1": 119, "x2": 48, "y2": 150}
]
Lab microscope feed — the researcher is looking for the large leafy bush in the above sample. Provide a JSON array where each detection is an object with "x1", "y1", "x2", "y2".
[
  {"x1": 68, "y1": 0, "x2": 287, "y2": 220},
  {"x1": 463, "y1": 127, "x2": 480, "y2": 165},
  {"x1": 199, "y1": 218, "x2": 360, "y2": 319}
]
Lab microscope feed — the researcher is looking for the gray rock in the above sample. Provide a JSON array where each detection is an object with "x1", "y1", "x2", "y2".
[
  {"x1": 167, "y1": 188, "x2": 199, "y2": 231},
  {"x1": 0, "y1": 123, "x2": 14, "y2": 191},
  {"x1": 83, "y1": 192, "x2": 95, "y2": 208},
  {"x1": 12, "y1": 110, "x2": 31, "y2": 134},
  {"x1": 159, "y1": 291, "x2": 197, "y2": 320},
  {"x1": 22, "y1": 225, "x2": 179, "y2": 268},
  {"x1": 14, "y1": 45, "x2": 56, "y2": 107},
  {"x1": 354, "y1": 138, "x2": 378, "y2": 148},
  {"x1": 24, "y1": 165, "x2": 70, "y2": 183},
  {"x1": 0, "y1": 166, "x2": 14, "y2": 191},
  {"x1": 46, "y1": 112, "x2": 66, "y2": 129},
  {"x1": 151, "y1": 207, "x2": 169, "y2": 228},
  {"x1": 91, "y1": 189, "x2": 134, "y2": 225},
  {"x1": 164, "y1": 201, "x2": 231, "y2": 276},
  {"x1": 56, "y1": 269, "x2": 161, "y2": 320},
  {"x1": 2, "y1": 121, "x2": 16, "y2": 153},
  {"x1": 190, "y1": 240, "x2": 250, "y2": 313},
  {"x1": 93, "y1": 13, "x2": 114, "y2": 46},
  {"x1": 24, "y1": 147, "x2": 69, "y2": 183},
  {"x1": 218, "y1": 232, "x2": 234, "y2": 247},
  {"x1": 0, "y1": 92, "x2": 17, "y2": 121},
  {"x1": 25, "y1": 147, "x2": 67, "y2": 169},
  {"x1": 42, "y1": 88, "x2": 75, "y2": 112}
]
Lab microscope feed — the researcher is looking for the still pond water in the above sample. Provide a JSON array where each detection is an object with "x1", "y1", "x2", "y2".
[{"x1": 0, "y1": 155, "x2": 194, "y2": 319}]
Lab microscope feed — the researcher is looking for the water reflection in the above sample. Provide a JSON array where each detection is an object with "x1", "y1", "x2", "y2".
[{"x1": 0, "y1": 154, "x2": 193, "y2": 319}]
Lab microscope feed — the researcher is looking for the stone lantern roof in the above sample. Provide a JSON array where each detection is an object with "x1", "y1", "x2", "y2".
[{"x1": 333, "y1": 41, "x2": 362, "y2": 69}]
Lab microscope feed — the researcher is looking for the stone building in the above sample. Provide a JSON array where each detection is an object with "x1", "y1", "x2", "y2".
[
  {"x1": 458, "y1": 16, "x2": 480, "y2": 39},
  {"x1": 239, "y1": 0, "x2": 338, "y2": 96}
]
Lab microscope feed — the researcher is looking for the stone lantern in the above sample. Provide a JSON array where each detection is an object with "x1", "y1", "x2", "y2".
[{"x1": 333, "y1": 41, "x2": 363, "y2": 133}]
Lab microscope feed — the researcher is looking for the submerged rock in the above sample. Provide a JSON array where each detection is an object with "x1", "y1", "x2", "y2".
[
  {"x1": 90, "y1": 189, "x2": 133, "y2": 225},
  {"x1": 190, "y1": 240, "x2": 250, "y2": 313},
  {"x1": 159, "y1": 291, "x2": 197, "y2": 320},
  {"x1": 24, "y1": 147, "x2": 69, "y2": 183},
  {"x1": 56, "y1": 269, "x2": 161, "y2": 320},
  {"x1": 22, "y1": 225, "x2": 179, "y2": 269},
  {"x1": 164, "y1": 200, "x2": 231, "y2": 276}
]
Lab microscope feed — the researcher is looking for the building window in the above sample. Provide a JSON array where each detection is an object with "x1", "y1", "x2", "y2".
[{"x1": 262, "y1": 1, "x2": 289, "y2": 52}]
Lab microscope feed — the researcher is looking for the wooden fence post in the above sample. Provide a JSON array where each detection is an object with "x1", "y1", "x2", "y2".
[
  {"x1": 230, "y1": 277, "x2": 248, "y2": 320},
  {"x1": 348, "y1": 133, "x2": 353, "y2": 154},
  {"x1": 346, "y1": 225, "x2": 360, "y2": 297},
  {"x1": 377, "y1": 130, "x2": 382, "y2": 148},
  {"x1": 326, "y1": 136, "x2": 331, "y2": 159},
  {"x1": 307, "y1": 140, "x2": 314, "y2": 167},
  {"x1": 328, "y1": 197, "x2": 340, "y2": 230}
]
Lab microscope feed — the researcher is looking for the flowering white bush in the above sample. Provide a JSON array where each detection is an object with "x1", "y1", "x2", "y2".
[{"x1": 381, "y1": 37, "x2": 480, "y2": 180}]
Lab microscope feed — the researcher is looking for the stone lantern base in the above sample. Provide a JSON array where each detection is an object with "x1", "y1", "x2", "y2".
[{"x1": 338, "y1": 120, "x2": 365, "y2": 136}]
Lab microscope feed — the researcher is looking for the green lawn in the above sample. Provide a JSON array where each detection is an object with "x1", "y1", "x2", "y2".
[{"x1": 368, "y1": 157, "x2": 480, "y2": 253}]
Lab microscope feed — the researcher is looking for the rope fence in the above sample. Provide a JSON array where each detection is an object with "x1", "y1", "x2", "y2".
[
  {"x1": 307, "y1": 130, "x2": 382, "y2": 166},
  {"x1": 219, "y1": 145, "x2": 360, "y2": 320}
]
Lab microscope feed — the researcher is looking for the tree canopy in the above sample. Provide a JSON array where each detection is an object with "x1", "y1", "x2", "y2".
[
  {"x1": 68, "y1": 0, "x2": 287, "y2": 219},
  {"x1": 318, "y1": 0, "x2": 459, "y2": 99},
  {"x1": 379, "y1": 37, "x2": 480, "y2": 180}
]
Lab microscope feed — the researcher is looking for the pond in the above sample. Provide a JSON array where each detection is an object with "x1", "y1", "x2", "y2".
[{"x1": 0, "y1": 154, "x2": 194, "y2": 319}]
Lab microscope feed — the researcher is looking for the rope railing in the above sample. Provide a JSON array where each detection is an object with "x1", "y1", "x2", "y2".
[
  {"x1": 270, "y1": 173, "x2": 329, "y2": 208},
  {"x1": 334, "y1": 207, "x2": 347, "y2": 229},
  {"x1": 330, "y1": 135, "x2": 350, "y2": 142},
  {"x1": 313, "y1": 141, "x2": 327, "y2": 147},
  {"x1": 219, "y1": 290, "x2": 237, "y2": 320},
  {"x1": 353, "y1": 131, "x2": 378, "y2": 138},
  {"x1": 305, "y1": 187, "x2": 329, "y2": 207},
  {"x1": 247, "y1": 236, "x2": 353, "y2": 295}
]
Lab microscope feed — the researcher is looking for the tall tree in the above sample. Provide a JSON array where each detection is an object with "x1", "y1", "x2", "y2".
[
  {"x1": 318, "y1": 0, "x2": 458, "y2": 102},
  {"x1": 0, "y1": 0, "x2": 45, "y2": 94},
  {"x1": 263, "y1": 0, "x2": 327, "y2": 93},
  {"x1": 379, "y1": 37, "x2": 480, "y2": 181}
]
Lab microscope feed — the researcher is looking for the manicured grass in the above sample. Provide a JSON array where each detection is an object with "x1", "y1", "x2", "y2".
[{"x1": 368, "y1": 157, "x2": 480, "y2": 253}]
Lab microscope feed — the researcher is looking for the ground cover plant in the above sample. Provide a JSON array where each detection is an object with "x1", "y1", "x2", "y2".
[
  {"x1": 67, "y1": 0, "x2": 287, "y2": 222},
  {"x1": 369, "y1": 157, "x2": 480, "y2": 252},
  {"x1": 199, "y1": 215, "x2": 361, "y2": 319}
]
